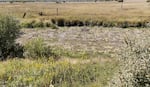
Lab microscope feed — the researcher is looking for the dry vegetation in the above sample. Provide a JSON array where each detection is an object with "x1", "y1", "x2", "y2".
[
  {"x1": 0, "y1": 2, "x2": 150, "y2": 27},
  {"x1": 0, "y1": 1, "x2": 150, "y2": 87},
  {"x1": 0, "y1": 2, "x2": 149, "y2": 19}
]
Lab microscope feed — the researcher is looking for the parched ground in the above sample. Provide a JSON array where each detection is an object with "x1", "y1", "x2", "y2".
[
  {"x1": 17, "y1": 27, "x2": 150, "y2": 58},
  {"x1": 0, "y1": 2, "x2": 149, "y2": 22}
]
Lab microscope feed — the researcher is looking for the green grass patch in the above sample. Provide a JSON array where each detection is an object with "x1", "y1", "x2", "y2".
[
  {"x1": 51, "y1": 46, "x2": 112, "y2": 59},
  {"x1": 0, "y1": 58, "x2": 118, "y2": 87}
]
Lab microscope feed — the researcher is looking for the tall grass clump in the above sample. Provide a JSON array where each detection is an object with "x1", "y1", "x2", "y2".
[
  {"x1": 24, "y1": 38, "x2": 57, "y2": 59},
  {"x1": 0, "y1": 59, "x2": 117, "y2": 87},
  {"x1": 21, "y1": 20, "x2": 58, "y2": 29},
  {"x1": 108, "y1": 35, "x2": 150, "y2": 87},
  {"x1": 51, "y1": 18, "x2": 149, "y2": 28},
  {"x1": 0, "y1": 15, "x2": 21, "y2": 60}
]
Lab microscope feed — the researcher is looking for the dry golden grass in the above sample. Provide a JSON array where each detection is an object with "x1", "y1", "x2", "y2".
[{"x1": 0, "y1": 2, "x2": 150, "y2": 22}]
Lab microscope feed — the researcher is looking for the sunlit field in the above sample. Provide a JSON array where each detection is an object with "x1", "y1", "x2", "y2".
[
  {"x1": 0, "y1": 2, "x2": 149, "y2": 22},
  {"x1": 0, "y1": 1, "x2": 150, "y2": 87}
]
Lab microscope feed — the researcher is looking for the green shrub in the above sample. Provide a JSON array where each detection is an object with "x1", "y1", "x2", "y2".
[
  {"x1": 50, "y1": 24, "x2": 58, "y2": 29},
  {"x1": 22, "y1": 20, "x2": 46, "y2": 28},
  {"x1": 0, "y1": 15, "x2": 20, "y2": 60},
  {"x1": 21, "y1": 20, "x2": 59, "y2": 29},
  {"x1": 21, "y1": 20, "x2": 45, "y2": 28},
  {"x1": 21, "y1": 20, "x2": 36, "y2": 28},
  {"x1": 109, "y1": 35, "x2": 150, "y2": 87},
  {"x1": 6, "y1": 44, "x2": 24, "y2": 58},
  {"x1": 45, "y1": 22, "x2": 51, "y2": 27},
  {"x1": 102, "y1": 21, "x2": 115, "y2": 27},
  {"x1": 51, "y1": 18, "x2": 56, "y2": 24},
  {"x1": 56, "y1": 18, "x2": 65, "y2": 26},
  {"x1": 33, "y1": 21, "x2": 45, "y2": 28},
  {"x1": 117, "y1": 21, "x2": 129, "y2": 28},
  {"x1": 24, "y1": 38, "x2": 57, "y2": 59}
]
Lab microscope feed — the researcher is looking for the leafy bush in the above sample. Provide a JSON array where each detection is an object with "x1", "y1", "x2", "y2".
[
  {"x1": 50, "y1": 24, "x2": 59, "y2": 29},
  {"x1": 0, "y1": 15, "x2": 20, "y2": 60},
  {"x1": 109, "y1": 35, "x2": 150, "y2": 87},
  {"x1": 34, "y1": 21, "x2": 45, "y2": 28},
  {"x1": 56, "y1": 18, "x2": 65, "y2": 26},
  {"x1": 24, "y1": 38, "x2": 57, "y2": 59},
  {"x1": 21, "y1": 20, "x2": 45, "y2": 28},
  {"x1": 21, "y1": 20, "x2": 36, "y2": 28},
  {"x1": 6, "y1": 44, "x2": 24, "y2": 58}
]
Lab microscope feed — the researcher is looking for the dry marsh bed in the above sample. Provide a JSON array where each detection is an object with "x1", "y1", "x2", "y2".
[{"x1": 17, "y1": 27, "x2": 150, "y2": 58}]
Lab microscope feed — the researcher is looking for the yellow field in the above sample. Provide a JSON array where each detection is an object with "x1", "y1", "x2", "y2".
[{"x1": 0, "y1": 2, "x2": 149, "y2": 22}]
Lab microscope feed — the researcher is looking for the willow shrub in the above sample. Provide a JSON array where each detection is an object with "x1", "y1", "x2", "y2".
[
  {"x1": 109, "y1": 35, "x2": 150, "y2": 87},
  {"x1": 0, "y1": 15, "x2": 21, "y2": 60}
]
